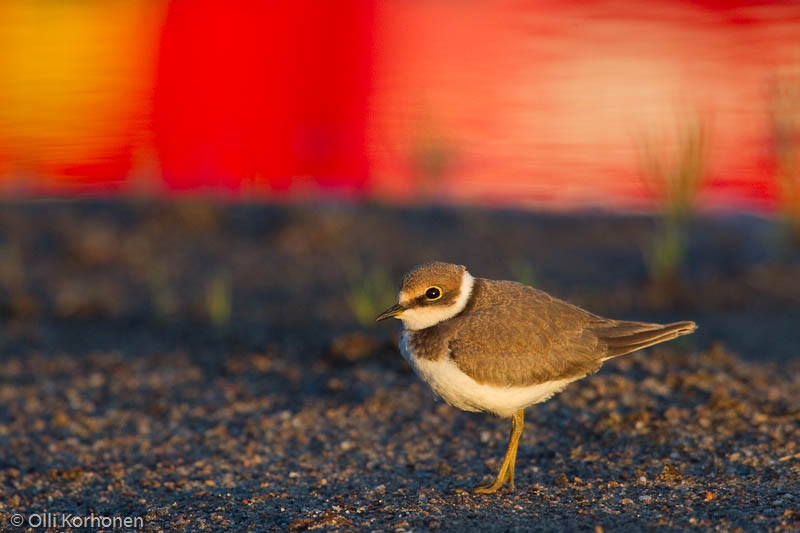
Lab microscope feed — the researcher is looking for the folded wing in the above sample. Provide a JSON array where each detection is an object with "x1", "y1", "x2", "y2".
[{"x1": 446, "y1": 279, "x2": 696, "y2": 387}]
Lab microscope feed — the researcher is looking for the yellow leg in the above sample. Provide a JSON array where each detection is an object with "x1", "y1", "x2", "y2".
[{"x1": 475, "y1": 409, "x2": 525, "y2": 494}]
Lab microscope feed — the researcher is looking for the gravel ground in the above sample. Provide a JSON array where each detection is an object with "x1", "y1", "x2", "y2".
[{"x1": 0, "y1": 201, "x2": 798, "y2": 531}]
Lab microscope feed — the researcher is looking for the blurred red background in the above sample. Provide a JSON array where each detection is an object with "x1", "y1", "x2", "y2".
[{"x1": 0, "y1": 0, "x2": 798, "y2": 211}]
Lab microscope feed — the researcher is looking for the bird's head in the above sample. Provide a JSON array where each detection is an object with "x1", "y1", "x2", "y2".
[{"x1": 375, "y1": 261, "x2": 474, "y2": 330}]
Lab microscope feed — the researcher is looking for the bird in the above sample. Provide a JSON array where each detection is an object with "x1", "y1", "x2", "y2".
[{"x1": 375, "y1": 261, "x2": 697, "y2": 494}]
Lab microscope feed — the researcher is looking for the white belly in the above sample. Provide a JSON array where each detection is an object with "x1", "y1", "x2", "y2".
[{"x1": 400, "y1": 331, "x2": 577, "y2": 418}]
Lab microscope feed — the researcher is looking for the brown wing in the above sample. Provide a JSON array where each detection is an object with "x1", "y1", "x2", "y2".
[
  {"x1": 593, "y1": 319, "x2": 697, "y2": 359},
  {"x1": 446, "y1": 279, "x2": 697, "y2": 387},
  {"x1": 445, "y1": 279, "x2": 609, "y2": 387}
]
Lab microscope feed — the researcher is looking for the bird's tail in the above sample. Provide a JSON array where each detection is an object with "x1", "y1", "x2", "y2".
[{"x1": 594, "y1": 320, "x2": 697, "y2": 360}]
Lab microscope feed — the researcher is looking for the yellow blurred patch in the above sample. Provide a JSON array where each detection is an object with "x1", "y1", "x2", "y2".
[{"x1": 0, "y1": 0, "x2": 166, "y2": 181}]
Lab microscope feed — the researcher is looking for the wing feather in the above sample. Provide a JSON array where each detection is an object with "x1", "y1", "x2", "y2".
[{"x1": 445, "y1": 279, "x2": 607, "y2": 387}]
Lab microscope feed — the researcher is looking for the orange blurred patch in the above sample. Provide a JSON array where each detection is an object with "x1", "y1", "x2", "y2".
[{"x1": 0, "y1": 1, "x2": 166, "y2": 193}]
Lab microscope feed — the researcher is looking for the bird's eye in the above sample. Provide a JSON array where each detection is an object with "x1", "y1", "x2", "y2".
[{"x1": 425, "y1": 286, "x2": 442, "y2": 300}]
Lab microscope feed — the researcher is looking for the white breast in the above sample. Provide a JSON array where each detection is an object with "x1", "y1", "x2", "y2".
[{"x1": 400, "y1": 331, "x2": 578, "y2": 418}]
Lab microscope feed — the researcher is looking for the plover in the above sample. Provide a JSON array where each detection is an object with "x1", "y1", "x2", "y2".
[{"x1": 376, "y1": 261, "x2": 696, "y2": 494}]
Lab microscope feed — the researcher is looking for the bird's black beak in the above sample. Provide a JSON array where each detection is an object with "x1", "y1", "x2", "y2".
[{"x1": 375, "y1": 303, "x2": 405, "y2": 322}]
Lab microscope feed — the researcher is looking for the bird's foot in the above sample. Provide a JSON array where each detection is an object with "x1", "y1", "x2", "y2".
[{"x1": 474, "y1": 468, "x2": 514, "y2": 494}]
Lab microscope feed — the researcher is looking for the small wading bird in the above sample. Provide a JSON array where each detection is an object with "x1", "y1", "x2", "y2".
[{"x1": 376, "y1": 262, "x2": 696, "y2": 494}]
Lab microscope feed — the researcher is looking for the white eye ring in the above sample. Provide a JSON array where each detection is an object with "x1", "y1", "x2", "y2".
[{"x1": 424, "y1": 286, "x2": 442, "y2": 300}]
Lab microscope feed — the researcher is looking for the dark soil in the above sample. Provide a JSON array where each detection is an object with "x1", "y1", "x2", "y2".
[{"x1": 0, "y1": 200, "x2": 798, "y2": 531}]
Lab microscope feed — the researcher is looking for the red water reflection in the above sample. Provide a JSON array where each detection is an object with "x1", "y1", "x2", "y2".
[
  {"x1": 369, "y1": 1, "x2": 800, "y2": 211},
  {"x1": 0, "y1": 1, "x2": 797, "y2": 212},
  {"x1": 153, "y1": 1, "x2": 373, "y2": 196}
]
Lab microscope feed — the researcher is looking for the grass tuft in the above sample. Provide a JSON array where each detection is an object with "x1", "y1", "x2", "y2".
[
  {"x1": 636, "y1": 109, "x2": 708, "y2": 287},
  {"x1": 510, "y1": 258, "x2": 537, "y2": 287},
  {"x1": 148, "y1": 263, "x2": 179, "y2": 322},
  {"x1": 205, "y1": 272, "x2": 232, "y2": 327},
  {"x1": 345, "y1": 262, "x2": 396, "y2": 328},
  {"x1": 769, "y1": 64, "x2": 800, "y2": 246}
]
